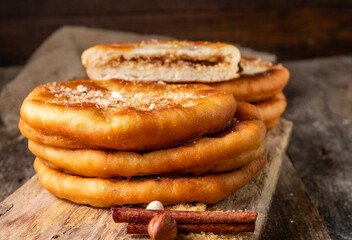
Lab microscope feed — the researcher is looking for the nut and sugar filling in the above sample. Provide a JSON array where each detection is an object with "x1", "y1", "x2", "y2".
[{"x1": 108, "y1": 55, "x2": 226, "y2": 68}]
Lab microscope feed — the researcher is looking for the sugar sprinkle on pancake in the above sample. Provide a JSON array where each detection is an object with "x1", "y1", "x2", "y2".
[{"x1": 20, "y1": 79, "x2": 236, "y2": 151}]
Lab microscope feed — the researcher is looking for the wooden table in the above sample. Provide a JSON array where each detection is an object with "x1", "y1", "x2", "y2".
[{"x1": 0, "y1": 47, "x2": 351, "y2": 239}]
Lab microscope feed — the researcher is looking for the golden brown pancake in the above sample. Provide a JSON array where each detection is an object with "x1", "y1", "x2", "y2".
[
  {"x1": 19, "y1": 79, "x2": 236, "y2": 151},
  {"x1": 254, "y1": 92, "x2": 287, "y2": 130},
  {"x1": 28, "y1": 101, "x2": 266, "y2": 178},
  {"x1": 34, "y1": 153, "x2": 267, "y2": 207},
  {"x1": 209, "y1": 58, "x2": 289, "y2": 102}
]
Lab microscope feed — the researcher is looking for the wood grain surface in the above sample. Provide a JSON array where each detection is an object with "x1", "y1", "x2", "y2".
[
  {"x1": 1, "y1": 1, "x2": 352, "y2": 65},
  {"x1": 283, "y1": 56, "x2": 352, "y2": 240},
  {"x1": 262, "y1": 156, "x2": 331, "y2": 239}
]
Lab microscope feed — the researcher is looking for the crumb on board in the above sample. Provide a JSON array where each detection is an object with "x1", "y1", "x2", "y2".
[
  {"x1": 166, "y1": 203, "x2": 207, "y2": 211},
  {"x1": 177, "y1": 232, "x2": 253, "y2": 240}
]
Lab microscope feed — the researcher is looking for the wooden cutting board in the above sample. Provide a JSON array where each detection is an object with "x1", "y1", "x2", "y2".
[{"x1": 0, "y1": 26, "x2": 291, "y2": 239}]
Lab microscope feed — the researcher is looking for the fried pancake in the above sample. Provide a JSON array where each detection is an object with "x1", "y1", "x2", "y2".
[
  {"x1": 19, "y1": 79, "x2": 236, "y2": 151},
  {"x1": 28, "y1": 102, "x2": 266, "y2": 178},
  {"x1": 254, "y1": 92, "x2": 287, "y2": 130},
  {"x1": 235, "y1": 101, "x2": 262, "y2": 122},
  {"x1": 34, "y1": 153, "x2": 267, "y2": 207},
  {"x1": 82, "y1": 40, "x2": 241, "y2": 82},
  {"x1": 209, "y1": 57, "x2": 289, "y2": 102}
]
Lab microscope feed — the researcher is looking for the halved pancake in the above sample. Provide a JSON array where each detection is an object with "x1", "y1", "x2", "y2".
[
  {"x1": 28, "y1": 102, "x2": 266, "y2": 178},
  {"x1": 209, "y1": 57, "x2": 289, "y2": 102},
  {"x1": 19, "y1": 79, "x2": 236, "y2": 151},
  {"x1": 254, "y1": 92, "x2": 287, "y2": 130},
  {"x1": 82, "y1": 40, "x2": 241, "y2": 82},
  {"x1": 34, "y1": 153, "x2": 267, "y2": 207}
]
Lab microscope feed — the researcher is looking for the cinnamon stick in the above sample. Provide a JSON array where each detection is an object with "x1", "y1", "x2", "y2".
[
  {"x1": 127, "y1": 222, "x2": 255, "y2": 234},
  {"x1": 111, "y1": 208, "x2": 257, "y2": 224}
]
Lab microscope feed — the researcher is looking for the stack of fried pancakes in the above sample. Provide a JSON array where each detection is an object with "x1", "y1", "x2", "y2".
[{"x1": 19, "y1": 41, "x2": 289, "y2": 207}]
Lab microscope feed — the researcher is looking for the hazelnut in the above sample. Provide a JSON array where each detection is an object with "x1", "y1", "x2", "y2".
[
  {"x1": 146, "y1": 200, "x2": 164, "y2": 210},
  {"x1": 148, "y1": 214, "x2": 177, "y2": 240}
]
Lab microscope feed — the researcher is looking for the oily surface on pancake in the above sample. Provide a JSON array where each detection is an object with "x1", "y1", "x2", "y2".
[
  {"x1": 209, "y1": 57, "x2": 289, "y2": 102},
  {"x1": 20, "y1": 79, "x2": 236, "y2": 151},
  {"x1": 254, "y1": 92, "x2": 287, "y2": 130},
  {"x1": 34, "y1": 153, "x2": 267, "y2": 207},
  {"x1": 28, "y1": 102, "x2": 266, "y2": 178}
]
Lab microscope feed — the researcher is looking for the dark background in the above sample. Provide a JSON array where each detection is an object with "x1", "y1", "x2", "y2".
[{"x1": 1, "y1": 0, "x2": 352, "y2": 66}]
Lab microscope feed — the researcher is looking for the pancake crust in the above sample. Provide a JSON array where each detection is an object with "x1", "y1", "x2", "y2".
[
  {"x1": 34, "y1": 153, "x2": 267, "y2": 207},
  {"x1": 209, "y1": 58, "x2": 289, "y2": 102},
  {"x1": 254, "y1": 92, "x2": 287, "y2": 130},
  {"x1": 28, "y1": 102, "x2": 266, "y2": 178},
  {"x1": 20, "y1": 79, "x2": 236, "y2": 151}
]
